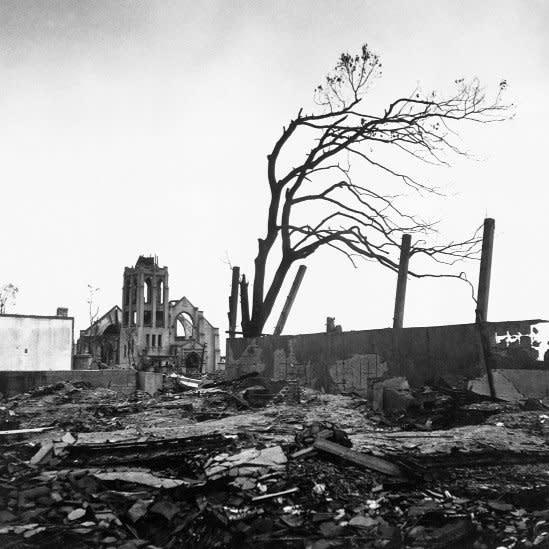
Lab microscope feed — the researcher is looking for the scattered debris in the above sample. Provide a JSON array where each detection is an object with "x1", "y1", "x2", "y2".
[{"x1": 1, "y1": 377, "x2": 549, "y2": 547}]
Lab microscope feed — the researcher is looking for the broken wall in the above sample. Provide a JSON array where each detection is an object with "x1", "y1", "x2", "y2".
[{"x1": 226, "y1": 319, "x2": 549, "y2": 392}]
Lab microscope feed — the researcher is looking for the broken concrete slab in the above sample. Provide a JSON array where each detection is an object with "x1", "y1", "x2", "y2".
[
  {"x1": 136, "y1": 372, "x2": 164, "y2": 396},
  {"x1": 372, "y1": 376, "x2": 417, "y2": 414},
  {"x1": 351, "y1": 424, "x2": 549, "y2": 467},
  {"x1": 205, "y1": 445, "x2": 287, "y2": 484},
  {"x1": 468, "y1": 370, "x2": 525, "y2": 401},
  {"x1": 498, "y1": 369, "x2": 549, "y2": 399}
]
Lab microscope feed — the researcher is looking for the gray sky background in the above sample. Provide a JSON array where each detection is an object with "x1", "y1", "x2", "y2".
[{"x1": 1, "y1": 1, "x2": 548, "y2": 339}]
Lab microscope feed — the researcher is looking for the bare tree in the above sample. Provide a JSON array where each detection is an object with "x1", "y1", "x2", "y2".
[
  {"x1": 124, "y1": 325, "x2": 137, "y2": 368},
  {"x1": 0, "y1": 283, "x2": 19, "y2": 315},
  {"x1": 241, "y1": 44, "x2": 510, "y2": 338},
  {"x1": 86, "y1": 284, "x2": 101, "y2": 362}
]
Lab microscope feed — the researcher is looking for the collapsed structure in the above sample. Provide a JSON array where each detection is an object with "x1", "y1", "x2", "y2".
[
  {"x1": 3, "y1": 220, "x2": 549, "y2": 548},
  {"x1": 77, "y1": 256, "x2": 220, "y2": 373}
]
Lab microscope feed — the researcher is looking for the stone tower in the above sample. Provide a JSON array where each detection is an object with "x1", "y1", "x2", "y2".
[{"x1": 120, "y1": 255, "x2": 170, "y2": 367}]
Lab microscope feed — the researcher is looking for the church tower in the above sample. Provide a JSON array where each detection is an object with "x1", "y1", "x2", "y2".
[{"x1": 120, "y1": 256, "x2": 170, "y2": 367}]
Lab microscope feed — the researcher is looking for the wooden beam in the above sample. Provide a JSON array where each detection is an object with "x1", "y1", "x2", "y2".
[
  {"x1": 251, "y1": 487, "x2": 299, "y2": 502},
  {"x1": 313, "y1": 438, "x2": 404, "y2": 478},
  {"x1": 228, "y1": 266, "x2": 240, "y2": 338},
  {"x1": 393, "y1": 234, "x2": 412, "y2": 329},
  {"x1": 273, "y1": 265, "x2": 307, "y2": 336}
]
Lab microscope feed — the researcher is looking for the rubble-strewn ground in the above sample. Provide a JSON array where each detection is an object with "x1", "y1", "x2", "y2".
[{"x1": 1, "y1": 378, "x2": 549, "y2": 548}]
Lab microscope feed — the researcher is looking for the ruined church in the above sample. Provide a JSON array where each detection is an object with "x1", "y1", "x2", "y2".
[{"x1": 77, "y1": 256, "x2": 220, "y2": 373}]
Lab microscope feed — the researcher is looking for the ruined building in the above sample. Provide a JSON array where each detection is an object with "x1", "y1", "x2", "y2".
[
  {"x1": 77, "y1": 256, "x2": 220, "y2": 372},
  {"x1": 76, "y1": 306, "x2": 121, "y2": 367}
]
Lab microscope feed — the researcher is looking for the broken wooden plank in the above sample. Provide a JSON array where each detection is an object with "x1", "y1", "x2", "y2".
[
  {"x1": 251, "y1": 487, "x2": 299, "y2": 501},
  {"x1": 30, "y1": 442, "x2": 54, "y2": 465},
  {"x1": 313, "y1": 438, "x2": 404, "y2": 478},
  {"x1": 0, "y1": 426, "x2": 56, "y2": 436},
  {"x1": 290, "y1": 446, "x2": 315, "y2": 459}
]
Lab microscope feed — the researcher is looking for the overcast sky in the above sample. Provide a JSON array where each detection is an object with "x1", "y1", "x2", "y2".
[{"x1": 1, "y1": 0, "x2": 548, "y2": 340}]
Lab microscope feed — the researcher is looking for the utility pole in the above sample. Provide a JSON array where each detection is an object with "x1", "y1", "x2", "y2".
[
  {"x1": 475, "y1": 218, "x2": 496, "y2": 399},
  {"x1": 392, "y1": 234, "x2": 412, "y2": 330},
  {"x1": 476, "y1": 218, "x2": 495, "y2": 323}
]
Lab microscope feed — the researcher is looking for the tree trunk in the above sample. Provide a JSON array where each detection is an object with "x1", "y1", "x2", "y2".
[
  {"x1": 248, "y1": 241, "x2": 269, "y2": 337},
  {"x1": 240, "y1": 275, "x2": 250, "y2": 334},
  {"x1": 247, "y1": 256, "x2": 292, "y2": 337}
]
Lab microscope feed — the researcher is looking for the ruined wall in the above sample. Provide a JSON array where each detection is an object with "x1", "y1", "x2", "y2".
[
  {"x1": 0, "y1": 315, "x2": 73, "y2": 371},
  {"x1": 0, "y1": 369, "x2": 136, "y2": 397},
  {"x1": 226, "y1": 319, "x2": 549, "y2": 392},
  {"x1": 170, "y1": 297, "x2": 221, "y2": 373}
]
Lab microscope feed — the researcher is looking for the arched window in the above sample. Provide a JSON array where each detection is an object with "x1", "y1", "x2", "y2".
[
  {"x1": 158, "y1": 280, "x2": 164, "y2": 304},
  {"x1": 144, "y1": 278, "x2": 152, "y2": 304},
  {"x1": 176, "y1": 312, "x2": 194, "y2": 339}
]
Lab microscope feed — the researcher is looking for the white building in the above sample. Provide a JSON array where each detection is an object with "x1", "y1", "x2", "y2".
[{"x1": 0, "y1": 311, "x2": 73, "y2": 371}]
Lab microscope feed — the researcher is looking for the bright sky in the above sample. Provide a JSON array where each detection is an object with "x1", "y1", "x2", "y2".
[{"x1": 1, "y1": 1, "x2": 547, "y2": 342}]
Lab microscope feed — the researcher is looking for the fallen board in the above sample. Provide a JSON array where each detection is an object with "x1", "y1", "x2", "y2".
[
  {"x1": 313, "y1": 438, "x2": 404, "y2": 477},
  {"x1": 0, "y1": 426, "x2": 55, "y2": 436}
]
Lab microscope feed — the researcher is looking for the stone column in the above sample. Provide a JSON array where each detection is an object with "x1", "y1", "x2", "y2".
[
  {"x1": 137, "y1": 272, "x2": 145, "y2": 327},
  {"x1": 127, "y1": 276, "x2": 134, "y2": 326},
  {"x1": 163, "y1": 275, "x2": 169, "y2": 332}
]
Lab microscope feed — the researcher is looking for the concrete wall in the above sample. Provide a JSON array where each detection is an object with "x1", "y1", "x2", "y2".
[
  {"x1": 0, "y1": 314, "x2": 73, "y2": 371},
  {"x1": 0, "y1": 369, "x2": 137, "y2": 398},
  {"x1": 137, "y1": 371, "x2": 164, "y2": 395},
  {"x1": 227, "y1": 319, "x2": 549, "y2": 392}
]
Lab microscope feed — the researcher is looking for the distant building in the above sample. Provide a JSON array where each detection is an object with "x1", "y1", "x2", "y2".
[
  {"x1": 78, "y1": 256, "x2": 220, "y2": 373},
  {"x1": 0, "y1": 311, "x2": 73, "y2": 371}
]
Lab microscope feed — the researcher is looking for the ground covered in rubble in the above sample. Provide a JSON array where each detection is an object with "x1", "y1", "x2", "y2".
[{"x1": 1, "y1": 377, "x2": 549, "y2": 548}]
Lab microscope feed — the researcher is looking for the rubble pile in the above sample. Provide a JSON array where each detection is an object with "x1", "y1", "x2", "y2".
[{"x1": 1, "y1": 377, "x2": 549, "y2": 548}]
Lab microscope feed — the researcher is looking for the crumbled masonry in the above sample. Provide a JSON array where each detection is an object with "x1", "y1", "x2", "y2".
[{"x1": 2, "y1": 375, "x2": 549, "y2": 548}]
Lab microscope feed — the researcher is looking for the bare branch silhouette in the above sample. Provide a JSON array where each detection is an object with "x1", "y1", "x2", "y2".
[{"x1": 242, "y1": 44, "x2": 511, "y2": 337}]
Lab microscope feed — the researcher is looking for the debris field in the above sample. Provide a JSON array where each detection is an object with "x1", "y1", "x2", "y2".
[{"x1": 1, "y1": 375, "x2": 549, "y2": 548}]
